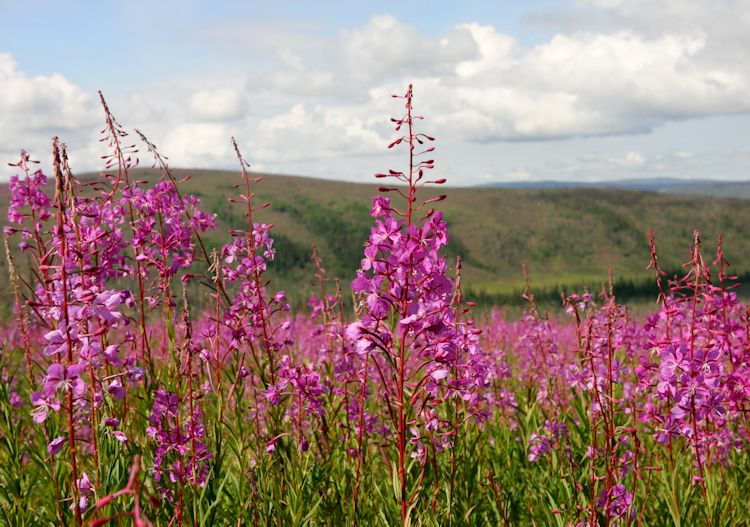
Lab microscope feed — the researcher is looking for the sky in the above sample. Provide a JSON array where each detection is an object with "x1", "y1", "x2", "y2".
[{"x1": 1, "y1": 0, "x2": 750, "y2": 185}]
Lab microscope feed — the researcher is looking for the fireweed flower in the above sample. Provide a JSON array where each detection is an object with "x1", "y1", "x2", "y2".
[
  {"x1": 346, "y1": 84, "x2": 496, "y2": 521},
  {"x1": 71, "y1": 472, "x2": 93, "y2": 511},
  {"x1": 4, "y1": 168, "x2": 51, "y2": 239},
  {"x1": 528, "y1": 420, "x2": 568, "y2": 462},
  {"x1": 215, "y1": 140, "x2": 328, "y2": 454},
  {"x1": 44, "y1": 362, "x2": 83, "y2": 393},
  {"x1": 5, "y1": 138, "x2": 181, "y2": 526},
  {"x1": 127, "y1": 180, "x2": 215, "y2": 287},
  {"x1": 47, "y1": 436, "x2": 67, "y2": 456},
  {"x1": 147, "y1": 389, "x2": 211, "y2": 500},
  {"x1": 639, "y1": 232, "x2": 745, "y2": 467},
  {"x1": 264, "y1": 355, "x2": 325, "y2": 449},
  {"x1": 597, "y1": 484, "x2": 634, "y2": 523}
]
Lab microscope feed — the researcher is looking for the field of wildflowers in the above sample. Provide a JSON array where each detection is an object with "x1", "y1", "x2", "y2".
[{"x1": 1, "y1": 85, "x2": 750, "y2": 526}]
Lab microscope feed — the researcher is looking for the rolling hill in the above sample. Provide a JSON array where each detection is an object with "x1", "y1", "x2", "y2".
[
  {"x1": 483, "y1": 177, "x2": 750, "y2": 197},
  {"x1": 2, "y1": 169, "x2": 750, "y2": 311}
]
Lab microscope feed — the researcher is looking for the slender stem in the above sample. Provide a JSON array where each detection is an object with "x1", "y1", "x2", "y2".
[
  {"x1": 98, "y1": 92, "x2": 152, "y2": 365},
  {"x1": 687, "y1": 232, "x2": 708, "y2": 500},
  {"x1": 53, "y1": 140, "x2": 82, "y2": 527},
  {"x1": 353, "y1": 351, "x2": 371, "y2": 519},
  {"x1": 232, "y1": 139, "x2": 276, "y2": 386}
]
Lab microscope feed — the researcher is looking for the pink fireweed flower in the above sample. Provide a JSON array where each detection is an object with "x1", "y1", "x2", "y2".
[
  {"x1": 147, "y1": 390, "x2": 212, "y2": 500},
  {"x1": 47, "y1": 436, "x2": 67, "y2": 456}
]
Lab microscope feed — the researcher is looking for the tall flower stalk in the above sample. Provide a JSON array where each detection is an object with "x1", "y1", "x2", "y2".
[{"x1": 347, "y1": 84, "x2": 484, "y2": 524}]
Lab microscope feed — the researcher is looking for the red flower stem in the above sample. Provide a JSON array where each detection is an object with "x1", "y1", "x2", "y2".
[
  {"x1": 688, "y1": 232, "x2": 708, "y2": 499},
  {"x1": 61, "y1": 149, "x2": 103, "y2": 488},
  {"x1": 232, "y1": 138, "x2": 276, "y2": 386},
  {"x1": 53, "y1": 139, "x2": 82, "y2": 527},
  {"x1": 98, "y1": 92, "x2": 152, "y2": 366},
  {"x1": 353, "y1": 351, "x2": 370, "y2": 519}
]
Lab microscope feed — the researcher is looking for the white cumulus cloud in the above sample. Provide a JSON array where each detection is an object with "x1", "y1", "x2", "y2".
[
  {"x1": 0, "y1": 53, "x2": 99, "y2": 169},
  {"x1": 188, "y1": 88, "x2": 245, "y2": 121}
]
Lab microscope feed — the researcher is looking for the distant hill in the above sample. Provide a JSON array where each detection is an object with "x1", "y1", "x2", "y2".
[
  {"x1": 660, "y1": 181, "x2": 750, "y2": 199},
  {"x1": 3, "y1": 169, "x2": 750, "y2": 311},
  {"x1": 483, "y1": 177, "x2": 750, "y2": 197}
]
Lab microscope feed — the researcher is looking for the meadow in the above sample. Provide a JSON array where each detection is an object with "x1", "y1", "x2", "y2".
[{"x1": 1, "y1": 85, "x2": 750, "y2": 526}]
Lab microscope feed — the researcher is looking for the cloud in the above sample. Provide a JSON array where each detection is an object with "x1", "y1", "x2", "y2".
[
  {"x1": 252, "y1": 102, "x2": 386, "y2": 162},
  {"x1": 505, "y1": 146, "x2": 750, "y2": 182},
  {"x1": 161, "y1": 122, "x2": 235, "y2": 167},
  {"x1": 621, "y1": 151, "x2": 646, "y2": 167},
  {"x1": 253, "y1": 14, "x2": 478, "y2": 100},
  {"x1": 188, "y1": 88, "x2": 245, "y2": 121},
  {"x1": 337, "y1": 15, "x2": 477, "y2": 85},
  {"x1": 231, "y1": 5, "x2": 750, "y2": 164},
  {"x1": 0, "y1": 53, "x2": 99, "y2": 169},
  {"x1": 255, "y1": 17, "x2": 750, "y2": 142}
]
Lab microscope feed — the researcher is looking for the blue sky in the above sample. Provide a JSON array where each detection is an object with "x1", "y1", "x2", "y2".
[
  {"x1": 1, "y1": 0, "x2": 749, "y2": 184},
  {"x1": 1, "y1": 1, "x2": 559, "y2": 87}
]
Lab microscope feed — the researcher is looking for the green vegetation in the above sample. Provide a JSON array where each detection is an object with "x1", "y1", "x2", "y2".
[{"x1": 3, "y1": 169, "x2": 750, "y2": 309}]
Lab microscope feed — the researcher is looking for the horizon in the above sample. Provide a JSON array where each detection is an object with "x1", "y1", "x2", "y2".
[{"x1": 1, "y1": 165, "x2": 744, "y2": 190}]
